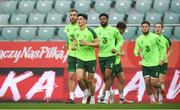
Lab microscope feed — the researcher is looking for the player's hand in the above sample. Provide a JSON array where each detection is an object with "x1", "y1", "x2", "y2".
[
  {"x1": 80, "y1": 40, "x2": 88, "y2": 46},
  {"x1": 160, "y1": 60, "x2": 164, "y2": 65},
  {"x1": 119, "y1": 51, "x2": 125, "y2": 57},
  {"x1": 111, "y1": 48, "x2": 117, "y2": 54},
  {"x1": 62, "y1": 45, "x2": 66, "y2": 50},
  {"x1": 93, "y1": 42, "x2": 99, "y2": 47},
  {"x1": 71, "y1": 46, "x2": 77, "y2": 51}
]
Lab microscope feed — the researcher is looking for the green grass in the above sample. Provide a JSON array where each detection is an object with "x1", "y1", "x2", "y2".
[{"x1": 0, "y1": 103, "x2": 180, "y2": 109}]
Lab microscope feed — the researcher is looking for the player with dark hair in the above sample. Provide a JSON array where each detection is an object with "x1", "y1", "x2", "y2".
[
  {"x1": 95, "y1": 13, "x2": 123, "y2": 104},
  {"x1": 134, "y1": 21, "x2": 164, "y2": 104},
  {"x1": 110, "y1": 22, "x2": 133, "y2": 104},
  {"x1": 73, "y1": 13, "x2": 99, "y2": 104}
]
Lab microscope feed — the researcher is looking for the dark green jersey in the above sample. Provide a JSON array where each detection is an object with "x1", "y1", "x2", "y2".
[
  {"x1": 74, "y1": 27, "x2": 97, "y2": 61},
  {"x1": 65, "y1": 23, "x2": 79, "y2": 57},
  {"x1": 94, "y1": 25, "x2": 123, "y2": 57},
  {"x1": 159, "y1": 34, "x2": 171, "y2": 63},
  {"x1": 134, "y1": 32, "x2": 164, "y2": 66}
]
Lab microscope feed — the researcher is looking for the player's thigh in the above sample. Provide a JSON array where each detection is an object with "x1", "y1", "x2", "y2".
[
  {"x1": 105, "y1": 56, "x2": 115, "y2": 70},
  {"x1": 159, "y1": 63, "x2": 168, "y2": 75},
  {"x1": 142, "y1": 66, "x2": 150, "y2": 77},
  {"x1": 76, "y1": 59, "x2": 85, "y2": 80},
  {"x1": 67, "y1": 56, "x2": 76, "y2": 72},
  {"x1": 159, "y1": 73, "x2": 166, "y2": 83},
  {"x1": 112, "y1": 63, "x2": 123, "y2": 79},
  {"x1": 99, "y1": 58, "x2": 106, "y2": 75},
  {"x1": 86, "y1": 60, "x2": 96, "y2": 74},
  {"x1": 150, "y1": 66, "x2": 160, "y2": 78}
]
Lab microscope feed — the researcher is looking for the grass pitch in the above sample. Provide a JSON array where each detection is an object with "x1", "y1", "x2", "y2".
[{"x1": 0, "y1": 103, "x2": 179, "y2": 109}]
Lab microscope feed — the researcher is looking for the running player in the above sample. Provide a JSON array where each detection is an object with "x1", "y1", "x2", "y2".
[
  {"x1": 154, "y1": 22, "x2": 172, "y2": 103},
  {"x1": 94, "y1": 13, "x2": 123, "y2": 104},
  {"x1": 134, "y1": 21, "x2": 164, "y2": 104},
  {"x1": 111, "y1": 22, "x2": 133, "y2": 104},
  {"x1": 64, "y1": 9, "x2": 79, "y2": 104},
  {"x1": 73, "y1": 14, "x2": 99, "y2": 104}
]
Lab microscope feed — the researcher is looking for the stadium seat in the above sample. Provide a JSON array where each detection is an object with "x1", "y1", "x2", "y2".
[
  {"x1": 54, "y1": 0, "x2": 72, "y2": 14},
  {"x1": 145, "y1": 12, "x2": 162, "y2": 24},
  {"x1": 19, "y1": 27, "x2": 37, "y2": 40},
  {"x1": 1, "y1": 1, "x2": 18, "y2": 14},
  {"x1": 0, "y1": 14, "x2": 10, "y2": 25},
  {"x1": 74, "y1": 0, "x2": 91, "y2": 13},
  {"x1": 18, "y1": 1, "x2": 35, "y2": 14},
  {"x1": 173, "y1": 27, "x2": 180, "y2": 40},
  {"x1": 0, "y1": 14, "x2": 10, "y2": 33},
  {"x1": 88, "y1": 13, "x2": 99, "y2": 24},
  {"x1": 163, "y1": 12, "x2": 179, "y2": 24},
  {"x1": 115, "y1": 0, "x2": 132, "y2": 14},
  {"x1": 1, "y1": 28, "x2": 19, "y2": 40},
  {"x1": 109, "y1": 13, "x2": 125, "y2": 24},
  {"x1": 37, "y1": 27, "x2": 55, "y2": 40},
  {"x1": 94, "y1": 0, "x2": 112, "y2": 13},
  {"x1": 153, "y1": 0, "x2": 170, "y2": 13},
  {"x1": 10, "y1": 14, "x2": 28, "y2": 25},
  {"x1": 57, "y1": 27, "x2": 67, "y2": 41},
  {"x1": 36, "y1": 0, "x2": 53, "y2": 14},
  {"x1": 162, "y1": 27, "x2": 173, "y2": 38},
  {"x1": 46, "y1": 13, "x2": 63, "y2": 24},
  {"x1": 28, "y1": 13, "x2": 45, "y2": 24},
  {"x1": 127, "y1": 13, "x2": 144, "y2": 24},
  {"x1": 170, "y1": 0, "x2": 180, "y2": 14},
  {"x1": 123, "y1": 27, "x2": 137, "y2": 40},
  {"x1": 135, "y1": 0, "x2": 152, "y2": 13}
]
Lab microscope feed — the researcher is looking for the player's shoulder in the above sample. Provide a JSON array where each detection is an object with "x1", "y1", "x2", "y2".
[
  {"x1": 94, "y1": 26, "x2": 101, "y2": 31},
  {"x1": 65, "y1": 23, "x2": 71, "y2": 28}
]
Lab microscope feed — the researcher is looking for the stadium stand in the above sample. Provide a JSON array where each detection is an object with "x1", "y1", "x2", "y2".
[
  {"x1": 54, "y1": 0, "x2": 72, "y2": 14},
  {"x1": 162, "y1": 27, "x2": 173, "y2": 38},
  {"x1": 115, "y1": 0, "x2": 132, "y2": 14},
  {"x1": 46, "y1": 13, "x2": 64, "y2": 24},
  {"x1": 153, "y1": 0, "x2": 170, "y2": 13},
  {"x1": 37, "y1": 27, "x2": 55, "y2": 40},
  {"x1": 123, "y1": 27, "x2": 137, "y2": 40},
  {"x1": 170, "y1": 0, "x2": 180, "y2": 14},
  {"x1": 174, "y1": 27, "x2": 180, "y2": 40},
  {"x1": 36, "y1": 0, "x2": 53, "y2": 14},
  {"x1": 94, "y1": 0, "x2": 112, "y2": 13},
  {"x1": 18, "y1": 1, "x2": 35, "y2": 14},
  {"x1": 1, "y1": 27, "x2": 19, "y2": 40},
  {"x1": 1, "y1": 1, "x2": 17, "y2": 14},
  {"x1": 135, "y1": 0, "x2": 152, "y2": 13},
  {"x1": 28, "y1": 13, "x2": 45, "y2": 24},
  {"x1": 19, "y1": 27, "x2": 37, "y2": 40},
  {"x1": 145, "y1": 12, "x2": 162, "y2": 24},
  {"x1": 0, "y1": 0, "x2": 179, "y2": 40},
  {"x1": 10, "y1": 14, "x2": 28, "y2": 25},
  {"x1": 74, "y1": 0, "x2": 91, "y2": 13}
]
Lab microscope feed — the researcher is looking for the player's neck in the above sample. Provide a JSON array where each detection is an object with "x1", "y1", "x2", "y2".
[
  {"x1": 80, "y1": 25, "x2": 86, "y2": 30},
  {"x1": 71, "y1": 22, "x2": 77, "y2": 25}
]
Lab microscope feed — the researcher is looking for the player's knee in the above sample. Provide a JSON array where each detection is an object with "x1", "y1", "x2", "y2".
[
  {"x1": 69, "y1": 74, "x2": 75, "y2": 80},
  {"x1": 119, "y1": 78, "x2": 124, "y2": 84}
]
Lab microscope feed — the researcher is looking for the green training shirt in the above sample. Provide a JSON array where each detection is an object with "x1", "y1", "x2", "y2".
[
  {"x1": 94, "y1": 25, "x2": 123, "y2": 57},
  {"x1": 159, "y1": 34, "x2": 171, "y2": 63},
  {"x1": 134, "y1": 32, "x2": 164, "y2": 66},
  {"x1": 115, "y1": 33, "x2": 124, "y2": 64},
  {"x1": 74, "y1": 27, "x2": 97, "y2": 61},
  {"x1": 64, "y1": 23, "x2": 79, "y2": 57}
]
